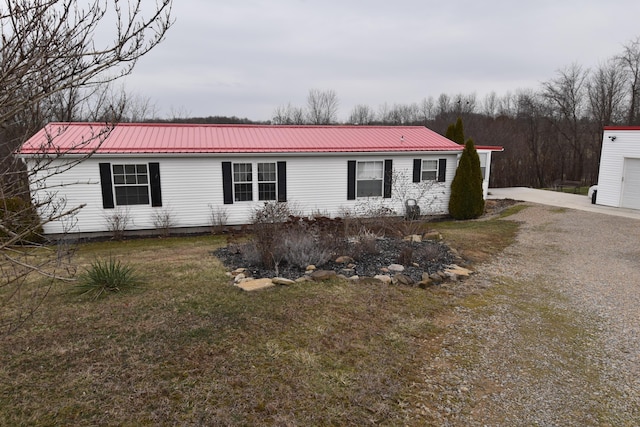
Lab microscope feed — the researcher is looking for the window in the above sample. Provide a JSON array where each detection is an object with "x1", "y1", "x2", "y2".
[
  {"x1": 479, "y1": 153, "x2": 487, "y2": 179},
  {"x1": 357, "y1": 161, "x2": 383, "y2": 197},
  {"x1": 233, "y1": 163, "x2": 253, "y2": 202},
  {"x1": 421, "y1": 160, "x2": 438, "y2": 181},
  {"x1": 258, "y1": 162, "x2": 277, "y2": 201},
  {"x1": 113, "y1": 164, "x2": 149, "y2": 205},
  {"x1": 223, "y1": 161, "x2": 286, "y2": 205},
  {"x1": 412, "y1": 158, "x2": 446, "y2": 184}
]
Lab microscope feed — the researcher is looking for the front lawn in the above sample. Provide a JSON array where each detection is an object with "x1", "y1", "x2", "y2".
[{"x1": 0, "y1": 213, "x2": 521, "y2": 425}]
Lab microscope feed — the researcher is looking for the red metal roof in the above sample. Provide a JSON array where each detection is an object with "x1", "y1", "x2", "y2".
[{"x1": 19, "y1": 122, "x2": 474, "y2": 155}]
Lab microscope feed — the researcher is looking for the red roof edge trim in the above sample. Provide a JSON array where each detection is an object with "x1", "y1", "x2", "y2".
[
  {"x1": 603, "y1": 126, "x2": 640, "y2": 131},
  {"x1": 476, "y1": 146, "x2": 504, "y2": 151}
]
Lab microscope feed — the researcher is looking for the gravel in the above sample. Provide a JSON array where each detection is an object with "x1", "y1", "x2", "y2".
[
  {"x1": 214, "y1": 237, "x2": 455, "y2": 283},
  {"x1": 406, "y1": 203, "x2": 640, "y2": 426}
]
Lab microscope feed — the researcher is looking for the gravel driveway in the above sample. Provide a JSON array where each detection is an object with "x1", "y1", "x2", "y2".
[{"x1": 409, "y1": 203, "x2": 640, "y2": 426}]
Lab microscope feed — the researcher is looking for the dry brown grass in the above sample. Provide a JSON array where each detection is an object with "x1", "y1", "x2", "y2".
[{"x1": 0, "y1": 210, "x2": 522, "y2": 426}]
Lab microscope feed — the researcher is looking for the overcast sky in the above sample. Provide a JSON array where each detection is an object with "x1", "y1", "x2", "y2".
[{"x1": 122, "y1": 0, "x2": 640, "y2": 122}]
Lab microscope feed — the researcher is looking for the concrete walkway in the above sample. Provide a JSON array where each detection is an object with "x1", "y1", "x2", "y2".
[{"x1": 488, "y1": 187, "x2": 640, "y2": 220}]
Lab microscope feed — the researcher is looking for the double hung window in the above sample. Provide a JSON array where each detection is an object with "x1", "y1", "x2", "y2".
[
  {"x1": 421, "y1": 160, "x2": 438, "y2": 181},
  {"x1": 112, "y1": 164, "x2": 150, "y2": 205},
  {"x1": 233, "y1": 163, "x2": 253, "y2": 202},
  {"x1": 257, "y1": 162, "x2": 277, "y2": 201},
  {"x1": 356, "y1": 161, "x2": 383, "y2": 197}
]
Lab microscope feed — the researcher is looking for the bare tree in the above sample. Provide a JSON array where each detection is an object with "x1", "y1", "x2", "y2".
[
  {"x1": 0, "y1": 0, "x2": 173, "y2": 333},
  {"x1": 618, "y1": 36, "x2": 640, "y2": 125},
  {"x1": 272, "y1": 102, "x2": 306, "y2": 125},
  {"x1": 542, "y1": 63, "x2": 590, "y2": 180},
  {"x1": 417, "y1": 97, "x2": 435, "y2": 123},
  {"x1": 347, "y1": 104, "x2": 376, "y2": 125},
  {"x1": 588, "y1": 59, "x2": 627, "y2": 128},
  {"x1": 436, "y1": 93, "x2": 452, "y2": 116},
  {"x1": 482, "y1": 91, "x2": 499, "y2": 118},
  {"x1": 306, "y1": 89, "x2": 339, "y2": 124}
]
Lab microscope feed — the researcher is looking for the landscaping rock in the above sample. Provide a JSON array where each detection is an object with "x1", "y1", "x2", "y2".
[
  {"x1": 403, "y1": 234, "x2": 422, "y2": 242},
  {"x1": 335, "y1": 256, "x2": 355, "y2": 264},
  {"x1": 310, "y1": 270, "x2": 337, "y2": 281},
  {"x1": 374, "y1": 274, "x2": 392, "y2": 284},
  {"x1": 236, "y1": 278, "x2": 274, "y2": 291},
  {"x1": 214, "y1": 234, "x2": 456, "y2": 285},
  {"x1": 423, "y1": 231, "x2": 442, "y2": 241},
  {"x1": 295, "y1": 276, "x2": 312, "y2": 283},
  {"x1": 232, "y1": 267, "x2": 248, "y2": 275},
  {"x1": 418, "y1": 279, "x2": 432, "y2": 288},
  {"x1": 393, "y1": 273, "x2": 414, "y2": 286},
  {"x1": 358, "y1": 276, "x2": 384, "y2": 285},
  {"x1": 388, "y1": 263, "x2": 405, "y2": 273},
  {"x1": 429, "y1": 273, "x2": 444, "y2": 283},
  {"x1": 272, "y1": 277, "x2": 296, "y2": 286},
  {"x1": 445, "y1": 264, "x2": 472, "y2": 277},
  {"x1": 233, "y1": 273, "x2": 246, "y2": 283}
]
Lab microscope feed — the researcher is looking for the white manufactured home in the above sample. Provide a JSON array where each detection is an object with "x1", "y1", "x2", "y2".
[
  {"x1": 596, "y1": 127, "x2": 640, "y2": 209},
  {"x1": 18, "y1": 123, "x2": 501, "y2": 236}
]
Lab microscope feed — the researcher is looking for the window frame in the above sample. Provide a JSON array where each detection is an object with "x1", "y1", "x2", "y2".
[
  {"x1": 112, "y1": 163, "x2": 150, "y2": 206},
  {"x1": 421, "y1": 159, "x2": 439, "y2": 181},
  {"x1": 257, "y1": 162, "x2": 277, "y2": 201},
  {"x1": 233, "y1": 162, "x2": 253, "y2": 202},
  {"x1": 356, "y1": 160, "x2": 384, "y2": 198}
]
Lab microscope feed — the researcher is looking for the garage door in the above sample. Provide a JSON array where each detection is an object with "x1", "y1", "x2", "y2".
[{"x1": 621, "y1": 158, "x2": 640, "y2": 209}]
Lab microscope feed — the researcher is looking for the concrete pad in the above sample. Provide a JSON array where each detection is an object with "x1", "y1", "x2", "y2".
[{"x1": 488, "y1": 187, "x2": 640, "y2": 220}]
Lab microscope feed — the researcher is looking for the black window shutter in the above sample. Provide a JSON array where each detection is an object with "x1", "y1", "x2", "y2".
[
  {"x1": 277, "y1": 161, "x2": 287, "y2": 202},
  {"x1": 99, "y1": 162, "x2": 114, "y2": 209},
  {"x1": 438, "y1": 159, "x2": 447, "y2": 182},
  {"x1": 413, "y1": 159, "x2": 421, "y2": 183},
  {"x1": 383, "y1": 159, "x2": 392, "y2": 199},
  {"x1": 347, "y1": 160, "x2": 356, "y2": 200},
  {"x1": 149, "y1": 162, "x2": 162, "y2": 207},
  {"x1": 222, "y1": 162, "x2": 233, "y2": 204}
]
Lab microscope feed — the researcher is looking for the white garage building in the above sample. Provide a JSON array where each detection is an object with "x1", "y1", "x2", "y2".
[{"x1": 596, "y1": 126, "x2": 640, "y2": 209}]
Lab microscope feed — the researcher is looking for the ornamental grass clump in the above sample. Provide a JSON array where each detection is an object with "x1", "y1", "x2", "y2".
[{"x1": 76, "y1": 257, "x2": 142, "y2": 299}]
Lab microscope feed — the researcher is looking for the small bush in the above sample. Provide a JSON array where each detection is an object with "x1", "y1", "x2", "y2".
[
  {"x1": 151, "y1": 208, "x2": 175, "y2": 237},
  {"x1": 350, "y1": 228, "x2": 380, "y2": 261},
  {"x1": 76, "y1": 257, "x2": 142, "y2": 300},
  {"x1": 209, "y1": 205, "x2": 229, "y2": 233},
  {"x1": 104, "y1": 208, "x2": 131, "y2": 240},
  {"x1": 281, "y1": 227, "x2": 333, "y2": 269},
  {"x1": 250, "y1": 202, "x2": 298, "y2": 268}
]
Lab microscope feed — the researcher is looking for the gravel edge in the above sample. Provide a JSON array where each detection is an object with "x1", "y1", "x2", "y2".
[{"x1": 404, "y1": 203, "x2": 640, "y2": 426}]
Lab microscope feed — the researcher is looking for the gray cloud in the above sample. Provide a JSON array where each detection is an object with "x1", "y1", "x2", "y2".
[{"x1": 123, "y1": 0, "x2": 640, "y2": 121}]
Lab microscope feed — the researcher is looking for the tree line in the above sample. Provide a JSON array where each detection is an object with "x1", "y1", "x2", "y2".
[{"x1": 271, "y1": 37, "x2": 640, "y2": 188}]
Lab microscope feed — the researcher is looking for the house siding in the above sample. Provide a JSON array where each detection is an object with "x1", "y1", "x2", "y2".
[
  {"x1": 29, "y1": 153, "x2": 458, "y2": 235},
  {"x1": 596, "y1": 129, "x2": 640, "y2": 207}
]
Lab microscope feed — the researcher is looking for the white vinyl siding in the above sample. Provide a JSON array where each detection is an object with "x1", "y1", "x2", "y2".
[
  {"x1": 596, "y1": 130, "x2": 640, "y2": 207},
  {"x1": 28, "y1": 153, "x2": 460, "y2": 234}
]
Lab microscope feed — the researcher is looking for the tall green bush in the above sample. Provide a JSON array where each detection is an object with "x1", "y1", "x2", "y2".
[
  {"x1": 445, "y1": 117, "x2": 465, "y2": 145},
  {"x1": 449, "y1": 138, "x2": 485, "y2": 220}
]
